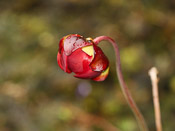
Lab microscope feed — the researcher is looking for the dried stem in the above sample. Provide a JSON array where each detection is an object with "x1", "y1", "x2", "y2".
[
  {"x1": 93, "y1": 36, "x2": 148, "y2": 131},
  {"x1": 148, "y1": 67, "x2": 162, "y2": 131}
]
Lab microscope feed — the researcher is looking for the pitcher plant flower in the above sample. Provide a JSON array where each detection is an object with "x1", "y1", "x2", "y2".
[
  {"x1": 57, "y1": 34, "x2": 148, "y2": 131},
  {"x1": 57, "y1": 34, "x2": 109, "y2": 81}
]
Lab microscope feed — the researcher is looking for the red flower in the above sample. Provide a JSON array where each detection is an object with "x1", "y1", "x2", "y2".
[{"x1": 57, "y1": 34, "x2": 109, "y2": 81}]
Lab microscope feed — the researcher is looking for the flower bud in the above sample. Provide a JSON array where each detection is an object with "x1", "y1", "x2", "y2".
[{"x1": 57, "y1": 34, "x2": 109, "y2": 81}]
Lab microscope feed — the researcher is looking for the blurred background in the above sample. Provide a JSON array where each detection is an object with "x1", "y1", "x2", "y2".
[{"x1": 0, "y1": 0, "x2": 175, "y2": 131}]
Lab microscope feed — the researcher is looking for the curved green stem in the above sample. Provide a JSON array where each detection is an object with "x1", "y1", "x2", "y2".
[{"x1": 93, "y1": 36, "x2": 148, "y2": 131}]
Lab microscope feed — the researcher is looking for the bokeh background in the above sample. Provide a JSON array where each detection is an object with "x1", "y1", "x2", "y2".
[{"x1": 0, "y1": 0, "x2": 175, "y2": 131}]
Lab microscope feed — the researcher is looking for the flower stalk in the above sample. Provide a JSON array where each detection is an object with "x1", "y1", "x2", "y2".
[
  {"x1": 93, "y1": 36, "x2": 148, "y2": 131},
  {"x1": 149, "y1": 67, "x2": 162, "y2": 131}
]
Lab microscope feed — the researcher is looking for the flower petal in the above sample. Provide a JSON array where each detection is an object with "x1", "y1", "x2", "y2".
[
  {"x1": 82, "y1": 45, "x2": 94, "y2": 59},
  {"x1": 63, "y1": 34, "x2": 92, "y2": 56},
  {"x1": 74, "y1": 70, "x2": 101, "y2": 79},
  {"x1": 67, "y1": 48, "x2": 93, "y2": 74},
  {"x1": 57, "y1": 51, "x2": 72, "y2": 73},
  {"x1": 92, "y1": 67, "x2": 109, "y2": 81},
  {"x1": 90, "y1": 44, "x2": 109, "y2": 72},
  {"x1": 57, "y1": 52, "x2": 63, "y2": 70}
]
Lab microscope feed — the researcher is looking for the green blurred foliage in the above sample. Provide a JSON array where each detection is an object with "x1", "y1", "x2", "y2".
[{"x1": 0, "y1": 0, "x2": 175, "y2": 131}]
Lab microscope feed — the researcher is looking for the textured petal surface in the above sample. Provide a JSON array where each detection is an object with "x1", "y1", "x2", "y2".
[
  {"x1": 63, "y1": 34, "x2": 92, "y2": 56},
  {"x1": 92, "y1": 67, "x2": 109, "y2": 81},
  {"x1": 90, "y1": 44, "x2": 109, "y2": 72},
  {"x1": 58, "y1": 36, "x2": 66, "y2": 53}
]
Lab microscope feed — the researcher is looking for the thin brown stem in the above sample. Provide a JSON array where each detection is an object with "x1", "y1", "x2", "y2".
[
  {"x1": 148, "y1": 67, "x2": 162, "y2": 131},
  {"x1": 93, "y1": 36, "x2": 148, "y2": 131}
]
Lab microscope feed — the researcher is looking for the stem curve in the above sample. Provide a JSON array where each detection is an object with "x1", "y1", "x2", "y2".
[{"x1": 93, "y1": 36, "x2": 148, "y2": 131}]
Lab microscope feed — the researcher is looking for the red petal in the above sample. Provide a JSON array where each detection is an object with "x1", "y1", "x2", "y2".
[
  {"x1": 58, "y1": 35, "x2": 68, "y2": 53},
  {"x1": 67, "y1": 48, "x2": 93, "y2": 74},
  {"x1": 63, "y1": 34, "x2": 92, "y2": 56},
  {"x1": 92, "y1": 67, "x2": 109, "y2": 81},
  {"x1": 57, "y1": 52, "x2": 63, "y2": 70},
  {"x1": 67, "y1": 46, "x2": 102, "y2": 79},
  {"x1": 90, "y1": 44, "x2": 109, "y2": 72},
  {"x1": 57, "y1": 50, "x2": 72, "y2": 73},
  {"x1": 74, "y1": 69, "x2": 101, "y2": 79}
]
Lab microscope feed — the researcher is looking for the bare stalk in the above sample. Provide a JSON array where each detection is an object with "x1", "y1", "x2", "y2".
[
  {"x1": 93, "y1": 36, "x2": 148, "y2": 131},
  {"x1": 148, "y1": 67, "x2": 162, "y2": 131}
]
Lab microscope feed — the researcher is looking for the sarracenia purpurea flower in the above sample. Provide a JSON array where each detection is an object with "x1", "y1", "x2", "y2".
[
  {"x1": 57, "y1": 34, "x2": 148, "y2": 131},
  {"x1": 57, "y1": 34, "x2": 109, "y2": 81}
]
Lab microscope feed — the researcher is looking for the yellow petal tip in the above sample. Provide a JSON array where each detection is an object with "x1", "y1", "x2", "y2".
[
  {"x1": 92, "y1": 67, "x2": 109, "y2": 81},
  {"x1": 82, "y1": 45, "x2": 94, "y2": 58}
]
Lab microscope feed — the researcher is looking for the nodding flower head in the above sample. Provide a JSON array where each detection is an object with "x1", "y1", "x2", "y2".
[{"x1": 57, "y1": 34, "x2": 109, "y2": 81}]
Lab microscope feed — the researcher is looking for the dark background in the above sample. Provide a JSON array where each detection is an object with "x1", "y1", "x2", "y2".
[{"x1": 0, "y1": 0, "x2": 175, "y2": 131}]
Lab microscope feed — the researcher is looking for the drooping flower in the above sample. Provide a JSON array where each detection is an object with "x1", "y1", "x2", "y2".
[
  {"x1": 57, "y1": 34, "x2": 149, "y2": 130},
  {"x1": 57, "y1": 34, "x2": 109, "y2": 81}
]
